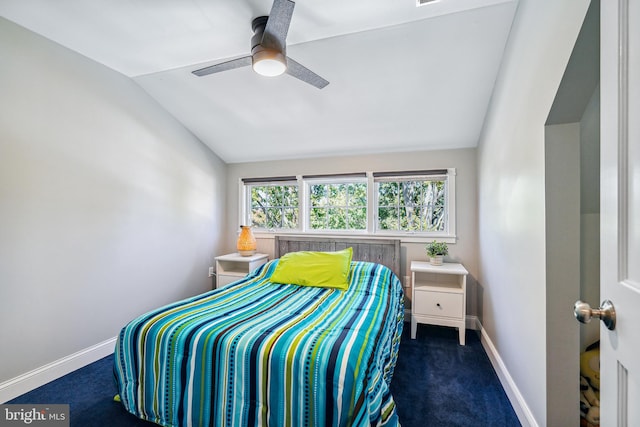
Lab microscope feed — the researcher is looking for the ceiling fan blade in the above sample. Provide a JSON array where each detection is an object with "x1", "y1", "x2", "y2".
[
  {"x1": 262, "y1": 0, "x2": 295, "y2": 51},
  {"x1": 286, "y1": 57, "x2": 329, "y2": 89},
  {"x1": 192, "y1": 56, "x2": 252, "y2": 77}
]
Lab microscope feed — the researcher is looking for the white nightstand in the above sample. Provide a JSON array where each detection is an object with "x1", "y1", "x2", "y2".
[
  {"x1": 214, "y1": 253, "x2": 269, "y2": 289},
  {"x1": 411, "y1": 261, "x2": 468, "y2": 345}
]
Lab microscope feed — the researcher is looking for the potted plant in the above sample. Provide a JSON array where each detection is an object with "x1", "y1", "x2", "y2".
[{"x1": 426, "y1": 241, "x2": 448, "y2": 266}]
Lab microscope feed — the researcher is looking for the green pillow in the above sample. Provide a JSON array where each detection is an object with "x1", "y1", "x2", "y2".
[{"x1": 270, "y1": 248, "x2": 353, "y2": 290}]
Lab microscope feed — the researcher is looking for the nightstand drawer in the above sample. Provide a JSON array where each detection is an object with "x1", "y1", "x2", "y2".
[{"x1": 414, "y1": 290, "x2": 463, "y2": 319}]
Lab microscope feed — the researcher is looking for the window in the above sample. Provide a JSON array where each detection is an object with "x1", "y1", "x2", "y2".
[
  {"x1": 240, "y1": 169, "x2": 455, "y2": 239},
  {"x1": 305, "y1": 174, "x2": 367, "y2": 231},
  {"x1": 242, "y1": 177, "x2": 299, "y2": 230},
  {"x1": 374, "y1": 170, "x2": 450, "y2": 234}
]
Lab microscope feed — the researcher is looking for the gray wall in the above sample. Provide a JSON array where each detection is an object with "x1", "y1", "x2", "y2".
[
  {"x1": 544, "y1": 123, "x2": 581, "y2": 425},
  {"x1": 226, "y1": 148, "x2": 479, "y2": 316},
  {"x1": 476, "y1": 1, "x2": 590, "y2": 425},
  {"x1": 0, "y1": 18, "x2": 227, "y2": 383},
  {"x1": 579, "y1": 86, "x2": 601, "y2": 350}
]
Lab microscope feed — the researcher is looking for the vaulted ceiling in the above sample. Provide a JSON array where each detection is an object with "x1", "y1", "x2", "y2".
[{"x1": 0, "y1": 0, "x2": 518, "y2": 163}]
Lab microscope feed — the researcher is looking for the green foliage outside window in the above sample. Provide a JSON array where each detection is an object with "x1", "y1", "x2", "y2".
[
  {"x1": 309, "y1": 183, "x2": 367, "y2": 230},
  {"x1": 377, "y1": 180, "x2": 446, "y2": 232},
  {"x1": 250, "y1": 184, "x2": 298, "y2": 229}
]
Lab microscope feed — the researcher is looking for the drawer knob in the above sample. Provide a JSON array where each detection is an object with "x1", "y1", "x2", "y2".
[{"x1": 436, "y1": 303, "x2": 441, "y2": 307}]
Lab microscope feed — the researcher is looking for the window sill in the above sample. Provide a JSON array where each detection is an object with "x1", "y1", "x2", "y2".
[{"x1": 252, "y1": 230, "x2": 457, "y2": 244}]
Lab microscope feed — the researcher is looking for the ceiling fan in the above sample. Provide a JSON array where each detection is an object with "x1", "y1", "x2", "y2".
[{"x1": 192, "y1": 0, "x2": 329, "y2": 89}]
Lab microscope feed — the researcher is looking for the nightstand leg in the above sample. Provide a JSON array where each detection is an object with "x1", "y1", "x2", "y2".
[
  {"x1": 459, "y1": 326, "x2": 465, "y2": 345},
  {"x1": 411, "y1": 317, "x2": 417, "y2": 339}
]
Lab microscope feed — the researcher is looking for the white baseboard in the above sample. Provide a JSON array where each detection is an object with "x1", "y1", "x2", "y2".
[
  {"x1": 474, "y1": 320, "x2": 539, "y2": 427},
  {"x1": 0, "y1": 337, "x2": 117, "y2": 403},
  {"x1": 466, "y1": 315, "x2": 480, "y2": 330}
]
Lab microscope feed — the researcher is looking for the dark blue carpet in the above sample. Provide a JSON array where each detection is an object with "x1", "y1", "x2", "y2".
[
  {"x1": 9, "y1": 324, "x2": 520, "y2": 426},
  {"x1": 391, "y1": 325, "x2": 520, "y2": 427}
]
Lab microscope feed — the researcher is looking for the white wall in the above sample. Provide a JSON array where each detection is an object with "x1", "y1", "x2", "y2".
[
  {"x1": 0, "y1": 18, "x2": 227, "y2": 387},
  {"x1": 226, "y1": 149, "x2": 479, "y2": 316},
  {"x1": 476, "y1": 1, "x2": 590, "y2": 425}
]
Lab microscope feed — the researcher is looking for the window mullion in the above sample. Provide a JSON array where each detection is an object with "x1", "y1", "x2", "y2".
[
  {"x1": 367, "y1": 172, "x2": 375, "y2": 234},
  {"x1": 299, "y1": 175, "x2": 306, "y2": 233}
]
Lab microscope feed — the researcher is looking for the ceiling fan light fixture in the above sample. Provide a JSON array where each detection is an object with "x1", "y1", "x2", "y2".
[
  {"x1": 192, "y1": 0, "x2": 328, "y2": 88},
  {"x1": 252, "y1": 50, "x2": 287, "y2": 77}
]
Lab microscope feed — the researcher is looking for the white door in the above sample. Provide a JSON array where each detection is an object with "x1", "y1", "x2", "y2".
[{"x1": 600, "y1": 0, "x2": 640, "y2": 425}]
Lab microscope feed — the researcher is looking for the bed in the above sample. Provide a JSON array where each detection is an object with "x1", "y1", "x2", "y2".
[{"x1": 114, "y1": 236, "x2": 404, "y2": 427}]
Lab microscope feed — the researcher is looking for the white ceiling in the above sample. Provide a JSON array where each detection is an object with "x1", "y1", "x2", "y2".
[{"x1": 0, "y1": 0, "x2": 518, "y2": 163}]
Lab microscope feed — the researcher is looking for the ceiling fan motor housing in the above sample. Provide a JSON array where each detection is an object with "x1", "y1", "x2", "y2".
[{"x1": 251, "y1": 16, "x2": 287, "y2": 76}]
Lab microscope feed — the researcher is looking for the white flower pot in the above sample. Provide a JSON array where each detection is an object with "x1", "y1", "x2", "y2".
[{"x1": 430, "y1": 255, "x2": 444, "y2": 266}]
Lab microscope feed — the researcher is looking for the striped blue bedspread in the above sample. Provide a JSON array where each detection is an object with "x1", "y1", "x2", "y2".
[{"x1": 114, "y1": 260, "x2": 404, "y2": 426}]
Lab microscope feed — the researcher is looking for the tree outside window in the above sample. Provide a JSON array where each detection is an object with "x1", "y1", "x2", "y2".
[
  {"x1": 249, "y1": 184, "x2": 298, "y2": 229},
  {"x1": 309, "y1": 182, "x2": 367, "y2": 231},
  {"x1": 377, "y1": 179, "x2": 446, "y2": 233}
]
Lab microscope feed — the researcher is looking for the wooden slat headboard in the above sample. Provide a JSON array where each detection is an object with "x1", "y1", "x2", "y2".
[{"x1": 274, "y1": 235, "x2": 401, "y2": 278}]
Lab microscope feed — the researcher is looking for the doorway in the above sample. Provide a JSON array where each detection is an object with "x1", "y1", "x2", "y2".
[{"x1": 545, "y1": 0, "x2": 600, "y2": 425}]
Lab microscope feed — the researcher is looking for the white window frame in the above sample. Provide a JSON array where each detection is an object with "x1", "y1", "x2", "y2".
[{"x1": 239, "y1": 168, "x2": 456, "y2": 242}]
